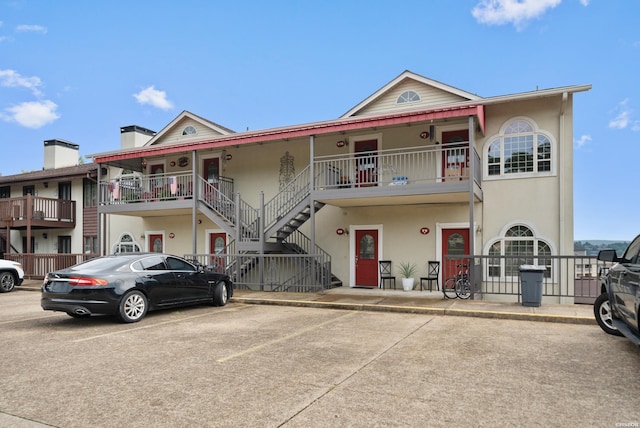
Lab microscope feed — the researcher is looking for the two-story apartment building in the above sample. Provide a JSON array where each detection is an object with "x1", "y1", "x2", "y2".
[
  {"x1": 0, "y1": 140, "x2": 101, "y2": 274},
  {"x1": 90, "y1": 71, "x2": 591, "y2": 301}
]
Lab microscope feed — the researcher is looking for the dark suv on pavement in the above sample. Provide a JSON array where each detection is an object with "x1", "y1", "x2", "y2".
[{"x1": 595, "y1": 235, "x2": 640, "y2": 346}]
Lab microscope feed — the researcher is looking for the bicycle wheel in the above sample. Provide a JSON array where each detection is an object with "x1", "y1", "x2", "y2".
[
  {"x1": 443, "y1": 277, "x2": 458, "y2": 299},
  {"x1": 456, "y1": 279, "x2": 471, "y2": 299}
]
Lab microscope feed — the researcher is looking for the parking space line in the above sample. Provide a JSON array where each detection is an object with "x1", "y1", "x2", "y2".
[
  {"x1": 217, "y1": 311, "x2": 357, "y2": 363},
  {"x1": 72, "y1": 306, "x2": 246, "y2": 343},
  {"x1": 0, "y1": 314, "x2": 61, "y2": 325}
]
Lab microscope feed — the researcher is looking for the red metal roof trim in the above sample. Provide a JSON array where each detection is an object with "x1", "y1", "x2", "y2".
[{"x1": 94, "y1": 106, "x2": 484, "y2": 163}]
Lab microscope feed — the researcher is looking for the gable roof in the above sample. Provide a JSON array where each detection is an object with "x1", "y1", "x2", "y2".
[
  {"x1": 341, "y1": 70, "x2": 482, "y2": 118},
  {"x1": 141, "y1": 110, "x2": 235, "y2": 147}
]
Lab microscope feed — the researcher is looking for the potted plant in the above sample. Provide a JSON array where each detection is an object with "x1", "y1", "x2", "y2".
[{"x1": 398, "y1": 262, "x2": 417, "y2": 291}]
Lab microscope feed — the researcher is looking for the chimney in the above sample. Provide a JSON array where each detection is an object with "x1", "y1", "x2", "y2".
[
  {"x1": 43, "y1": 139, "x2": 79, "y2": 169},
  {"x1": 120, "y1": 125, "x2": 156, "y2": 149}
]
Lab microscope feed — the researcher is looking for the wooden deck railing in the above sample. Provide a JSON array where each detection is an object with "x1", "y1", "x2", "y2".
[
  {"x1": 4, "y1": 253, "x2": 99, "y2": 279},
  {"x1": 0, "y1": 195, "x2": 76, "y2": 227}
]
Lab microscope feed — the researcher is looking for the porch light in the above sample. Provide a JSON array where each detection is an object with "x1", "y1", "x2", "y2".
[
  {"x1": 336, "y1": 228, "x2": 348, "y2": 236},
  {"x1": 336, "y1": 140, "x2": 348, "y2": 148}
]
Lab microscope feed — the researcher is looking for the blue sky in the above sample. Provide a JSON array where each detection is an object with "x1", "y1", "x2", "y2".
[{"x1": 0, "y1": 0, "x2": 638, "y2": 241}]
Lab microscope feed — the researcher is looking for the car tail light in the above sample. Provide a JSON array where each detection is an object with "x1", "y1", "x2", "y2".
[{"x1": 68, "y1": 277, "x2": 109, "y2": 287}]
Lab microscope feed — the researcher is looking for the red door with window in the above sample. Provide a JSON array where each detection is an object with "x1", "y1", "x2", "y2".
[
  {"x1": 209, "y1": 232, "x2": 226, "y2": 273},
  {"x1": 442, "y1": 228, "x2": 470, "y2": 280},
  {"x1": 355, "y1": 140, "x2": 378, "y2": 187},
  {"x1": 355, "y1": 229, "x2": 378, "y2": 287},
  {"x1": 442, "y1": 130, "x2": 469, "y2": 181}
]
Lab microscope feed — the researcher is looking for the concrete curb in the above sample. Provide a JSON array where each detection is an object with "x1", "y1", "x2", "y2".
[{"x1": 231, "y1": 297, "x2": 596, "y2": 325}]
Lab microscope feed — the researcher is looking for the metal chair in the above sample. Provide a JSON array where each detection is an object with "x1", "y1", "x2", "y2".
[
  {"x1": 378, "y1": 260, "x2": 396, "y2": 289},
  {"x1": 419, "y1": 261, "x2": 440, "y2": 291}
]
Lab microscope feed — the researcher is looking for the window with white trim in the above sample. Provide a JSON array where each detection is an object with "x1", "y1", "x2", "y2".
[
  {"x1": 487, "y1": 225, "x2": 552, "y2": 279},
  {"x1": 485, "y1": 118, "x2": 553, "y2": 178},
  {"x1": 396, "y1": 90, "x2": 420, "y2": 104},
  {"x1": 112, "y1": 233, "x2": 141, "y2": 254}
]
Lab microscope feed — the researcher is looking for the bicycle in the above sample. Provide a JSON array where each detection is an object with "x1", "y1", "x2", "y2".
[{"x1": 443, "y1": 263, "x2": 471, "y2": 299}]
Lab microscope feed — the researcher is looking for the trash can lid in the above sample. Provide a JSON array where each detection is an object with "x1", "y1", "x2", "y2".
[{"x1": 519, "y1": 265, "x2": 546, "y2": 272}]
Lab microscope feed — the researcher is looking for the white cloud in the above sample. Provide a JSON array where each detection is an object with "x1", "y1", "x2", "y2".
[
  {"x1": 472, "y1": 0, "x2": 562, "y2": 30},
  {"x1": 579, "y1": 0, "x2": 589, "y2": 5},
  {"x1": 0, "y1": 69, "x2": 43, "y2": 96},
  {"x1": 609, "y1": 99, "x2": 632, "y2": 129},
  {"x1": 133, "y1": 86, "x2": 174, "y2": 110},
  {"x1": 1, "y1": 100, "x2": 60, "y2": 128},
  {"x1": 16, "y1": 24, "x2": 47, "y2": 34},
  {"x1": 575, "y1": 134, "x2": 591, "y2": 148}
]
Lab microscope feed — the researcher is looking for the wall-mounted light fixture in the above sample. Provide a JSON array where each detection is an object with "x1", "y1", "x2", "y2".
[
  {"x1": 420, "y1": 227, "x2": 430, "y2": 235},
  {"x1": 336, "y1": 140, "x2": 348, "y2": 148},
  {"x1": 336, "y1": 228, "x2": 348, "y2": 236},
  {"x1": 169, "y1": 233, "x2": 175, "y2": 239}
]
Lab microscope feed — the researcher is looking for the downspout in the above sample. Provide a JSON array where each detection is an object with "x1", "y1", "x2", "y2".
[
  {"x1": 468, "y1": 115, "x2": 475, "y2": 291},
  {"x1": 559, "y1": 92, "x2": 569, "y2": 303},
  {"x1": 192, "y1": 150, "x2": 197, "y2": 255}
]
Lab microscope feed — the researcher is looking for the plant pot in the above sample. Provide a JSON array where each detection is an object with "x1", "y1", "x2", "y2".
[{"x1": 402, "y1": 278, "x2": 415, "y2": 291}]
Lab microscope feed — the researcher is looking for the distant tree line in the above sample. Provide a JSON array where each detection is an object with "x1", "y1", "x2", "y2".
[{"x1": 574, "y1": 241, "x2": 630, "y2": 256}]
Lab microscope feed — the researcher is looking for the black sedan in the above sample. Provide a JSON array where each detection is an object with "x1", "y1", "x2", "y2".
[{"x1": 41, "y1": 253, "x2": 233, "y2": 323}]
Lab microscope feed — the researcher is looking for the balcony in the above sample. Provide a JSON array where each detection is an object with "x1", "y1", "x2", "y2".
[
  {"x1": 0, "y1": 195, "x2": 76, "y2": 229},
  {"x1": 313, "y1": 144, "x2": 482, "y2": 206},
  {"x1": 98, "y1": 171, "x2": 234, "y2": 215}
]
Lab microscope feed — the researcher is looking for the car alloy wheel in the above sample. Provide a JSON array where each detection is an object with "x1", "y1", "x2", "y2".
[
  {"x1": 0, "y1": 272, "x2": 15, "y2": 293},
  {"x1": 118, "y1": 290, "x2": 148, "y2": 323},
  {"x1": 593, "y1": 292, "x2": 623, "y2": 336}
]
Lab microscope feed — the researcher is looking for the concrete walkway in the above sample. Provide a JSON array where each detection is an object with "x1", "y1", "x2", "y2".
[
  {"x1": 232, "y1": 286, "x2": 596, "y2": 325},
  {"x1": 20, "y1": 280, "x2": 595, "y2": 325}
]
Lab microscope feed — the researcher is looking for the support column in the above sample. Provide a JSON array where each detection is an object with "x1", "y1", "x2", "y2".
[
  {"x1": 192, "y1": 150, "x2": 198, "y2": 255},
  {"x1": 309, "y1": 135, "x2": 317, "y2": 287}
]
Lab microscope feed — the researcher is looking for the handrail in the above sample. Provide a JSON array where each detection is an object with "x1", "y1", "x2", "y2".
[
  {"x1": 314, "y1": 144, "x2": 480, "y2": 189},
  {"x1": 264, "y1": 165, "x2": 311, "y2": 230}
]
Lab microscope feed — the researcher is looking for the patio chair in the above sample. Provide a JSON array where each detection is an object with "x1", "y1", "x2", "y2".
[
  {"x1": 379, "y1": 260, "x2": 396, "y2": 289},
  {"x1": 419, "y1": 261, "x2": 440, "y2": 291}
]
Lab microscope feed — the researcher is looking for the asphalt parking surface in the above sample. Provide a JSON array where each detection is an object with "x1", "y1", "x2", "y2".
[{"x1": 1, "y1": 287, "x2": 639, "y2": 427}]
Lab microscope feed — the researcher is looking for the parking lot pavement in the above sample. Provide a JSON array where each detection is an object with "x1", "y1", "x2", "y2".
[{"x1": 1, "y1": 287, "x2": 638, "y2": 427}]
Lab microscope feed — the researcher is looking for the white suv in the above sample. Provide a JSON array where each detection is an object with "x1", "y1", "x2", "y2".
[{"x1": 0, "y1": 260, "x2": 25, "y2": 293}]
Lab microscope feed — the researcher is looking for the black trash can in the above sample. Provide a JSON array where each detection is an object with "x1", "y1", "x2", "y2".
[{"x1": 519, "y1": 265, "x2": 546, "y2": 307}]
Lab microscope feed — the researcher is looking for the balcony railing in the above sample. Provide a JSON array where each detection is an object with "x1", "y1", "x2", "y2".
[
  {"x1": 0, "y1": 195, "x2": 76, "y2": 227},
  {"x1": 314, "y1": 144, "x2": 481, "y2": 190},
  {"x1": 99, "y1": 171, "x2": 234, "y2": 205}
]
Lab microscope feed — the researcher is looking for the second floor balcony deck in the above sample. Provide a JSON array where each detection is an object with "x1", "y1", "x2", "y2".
[
  {"x1": 98, "y1": 143, "x2": 483, "y2": 214},
  {"x1": 0, "y1": 195, "x2": 76, "y2": 229}
]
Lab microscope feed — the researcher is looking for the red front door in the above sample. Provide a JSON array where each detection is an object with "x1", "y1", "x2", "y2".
[
  {"x1": 355, "y1": 140, "x2": 378, "y2": 187},
  {"x1": 355, "y1": 229, "x2": 378, "y2": 287},
  {"x1": 442, "y1": 228, "x2": 470, "y2": 280},
  {"x1": 209, "y1": 232, "x2": 226, "y2": 272},
  {"x1": 149, "y1": 234, "x2": 163, "y2": 253},
  {"x1": 442, "y1": 130, "x2": 469, "y2": 181},
  {"x1": 203, "y1": 158, "x2": 220, "y2": 188}
]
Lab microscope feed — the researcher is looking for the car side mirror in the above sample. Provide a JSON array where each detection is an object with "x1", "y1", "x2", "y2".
[{"x1": 597, "y1": 249, "x2": 619, "y2": 262}]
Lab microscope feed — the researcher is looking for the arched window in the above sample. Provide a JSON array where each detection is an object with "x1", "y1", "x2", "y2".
[
  {"x1": 484, "y1": 118, "x2": 554, "y2": 179},
  {"x1": 182, "y1": 125, "x2": 197, "y2": 136},
  {"x1": 487, "y1": 225, "x2": 552, "y2": 278},
  {"x1": 112, "y1": 232, "x2": 142, "y2": 254},
  {"x1": 396, "y1": 90, "x2": 420, "y2": 104}
]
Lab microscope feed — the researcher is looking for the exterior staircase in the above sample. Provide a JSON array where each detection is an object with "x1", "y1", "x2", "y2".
[{"x1": 195, "y1": 166, "x2": 341, "y2": 289}]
